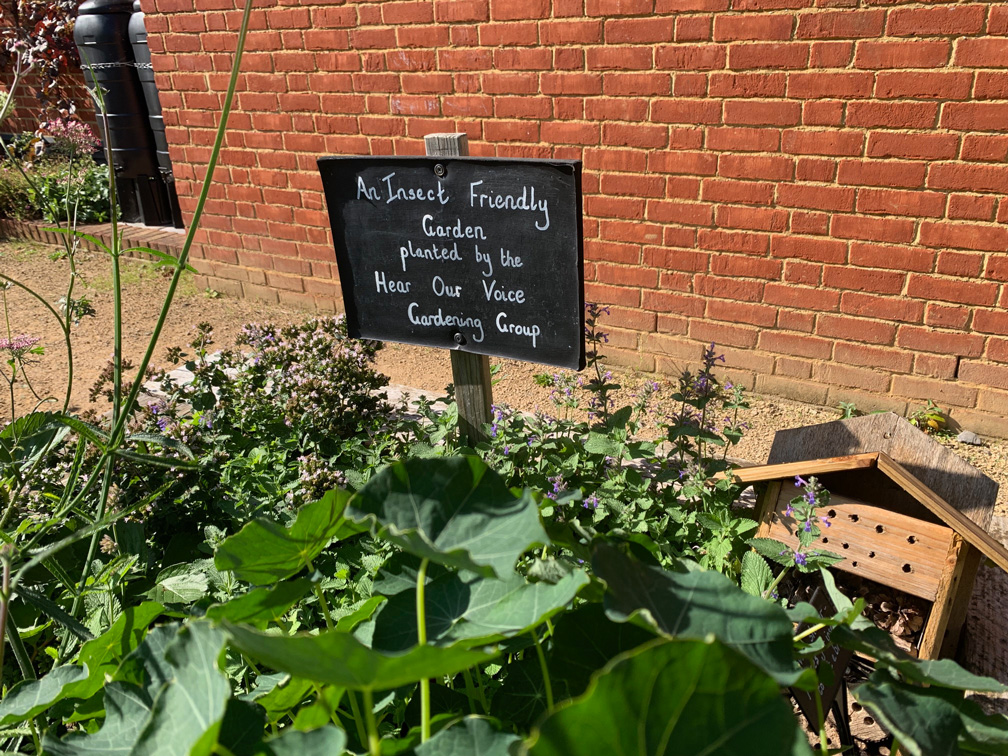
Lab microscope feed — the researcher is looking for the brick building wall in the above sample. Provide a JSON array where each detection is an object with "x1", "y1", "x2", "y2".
[
  {"x1": 136, "y1": 0, "x2": 1008, "y2": 435},
  {"x1": 1, "y1": 70, "x2": 96, "y2": 135}
]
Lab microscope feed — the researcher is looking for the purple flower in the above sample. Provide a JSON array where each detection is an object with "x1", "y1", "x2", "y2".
[
  {"x1": 794, "y1": 551, "x2": 808, "y2": 567},
  {"x1": 820, "y1": 516, "x2": 831, "y2": 528},
  {"x1": 794, "y1": 475, "x2": 808, "y2": 488},
  {"x1": 584, "y1": 493, "x2": 599, "y2": 510}
]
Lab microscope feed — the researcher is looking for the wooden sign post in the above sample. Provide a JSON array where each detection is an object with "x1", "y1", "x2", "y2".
[
  {"x1": 317, "y1": 135, "x2": 585, "y2": 448},
  {"x1": 424, "y1": 134, "x2": 492, "y2": 445}
]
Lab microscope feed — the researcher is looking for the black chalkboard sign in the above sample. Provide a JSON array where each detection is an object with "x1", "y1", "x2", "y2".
[{"x1": 317, "y1": 156, "x2": 585, "y2": 369}]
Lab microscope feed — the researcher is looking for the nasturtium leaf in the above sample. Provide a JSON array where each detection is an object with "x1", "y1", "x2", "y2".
[
  {"x1": 346, "y1": 456, "x2": 547, "y2": 578},
  {"x1": 261, "y1": 725, "x2": 348, "y2": 756},
  {"x1": 359, "y1": 564, "x2": 588, "y2": 651},
  {"x1": 64, "y1": 604, "x2": 163, "y2": 705},
  {"x1": 832, "y1": 625, "x2": 1008, "y2": 693},
  {"x1": 215, "y1": 488, "x2": 356, "y2": 584},
  {"x1": 245, "y1": 675, "x2": 315, "y2": 725},
  {"x1": 113, "y1": 624, "x2": 177, "y2": 701},
  {"x1": 592, "y1": 542, "x2": 805, "y2": 686},
  {"x1": 131, "y1": 622, "x2": 231, "y2": 756},
  {"x1": 490, "y1": 654, "x2": 561, "y2": 730},
  {"x1": 43, "y1": 683, "x2": 151, "y2": 756},
  {"x1": 291, "y1": 685, "x2": 345, "y2": 732},
  {"x1": 528, "y1": 638, "x2": 813, "y2": 756},
  {"x1": 205, "y1": 578, "x2": 313, "y2": 624},
  {"x1": 191, "y1": 698, "x2": 266, "y2": 756},
  {"x1": 0, "y1": 665, "x2": 88, "y2": 726},
  {"x1": 224, "y1": 621, "x2": 498, "y2": 691},
  {"x1": 548, "y1": 602, "x2": 654, "y2": 698},
  {"x1": 334, "y1": 596, "x2": 386, "y2": 633},
  {"x1": 415, "y1": 716, "x2": 520, "y2": 756},
  {"x1": 851, "y1": 673, "x2": 971, "y2": 756}
]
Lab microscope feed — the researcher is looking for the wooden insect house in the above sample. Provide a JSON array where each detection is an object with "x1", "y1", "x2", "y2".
[{"x1": 730, "y1": 413, "x2": 1008, "y2": 666}]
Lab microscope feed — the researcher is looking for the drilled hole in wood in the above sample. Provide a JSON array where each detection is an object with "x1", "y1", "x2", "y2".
[
  {"x1": 848, "y1": 513, "x2": 859, "y2": 522},
  {"x1": 828, "y1": 509, "x2": 836, "y2": 518},
  {"x1": 907, "y1": 535, "x2": 916, "y2": 544},
  {"x1": 902, "y1": 564, "x2": 912, "y2": 573},
  {"x1": 842, "y1": 543, "x2": 850, "y2": 549},
  {"x1": 864, "y1": 716, "x2": 875, "y2": 726},
  {"x1": 822, "y1": 537, "x2": 828, "y2": 544},
  {"x1": 852, "y1": 561, "x2": 858, "y2": 567},
  {"x1": 876, "y1": 524, "x2": 884, "y2": 534},
  {"x1": 852, "y1": 703, "x2": 862, "y2": 712},
  {"x1": 868, "y1": 551, "x2": 875, "y2": 558}
]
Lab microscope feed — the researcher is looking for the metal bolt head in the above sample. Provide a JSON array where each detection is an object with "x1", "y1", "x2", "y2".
[
  {"x1": 453, "y1": 331, "x2": 465, "y2": 345},
  {"x1": 434, "y1": 163, "x2": 446, "y2": 178}
]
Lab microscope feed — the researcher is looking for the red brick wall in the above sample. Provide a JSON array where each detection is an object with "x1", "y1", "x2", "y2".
[
  {"x1": 0, "y1": 70, "x2": 96, "y2": 135},
  {"x1": 141, "y1": 0, "x2": 1008, "y2": 436}
]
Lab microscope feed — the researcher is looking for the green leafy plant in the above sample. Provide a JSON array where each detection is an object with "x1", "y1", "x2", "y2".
[
  {"x1": 909, "y1": 399, "x2": 949, "y2": 435},
  {"x1": 0, "y1": 457, "x2": 1003, "y2": 756}
]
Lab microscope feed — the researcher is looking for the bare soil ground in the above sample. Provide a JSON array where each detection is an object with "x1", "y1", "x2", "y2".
[{"x1": 2, "y1": 239, "x2": 1005, "y2": 518}]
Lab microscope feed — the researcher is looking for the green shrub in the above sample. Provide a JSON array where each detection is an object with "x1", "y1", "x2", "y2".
[
  {"x1": 29, "y1": 158, "x2": 115, "y2": 223},
  {"x1": 0, "y1": 163, "x2": 37, "y2": 220}
]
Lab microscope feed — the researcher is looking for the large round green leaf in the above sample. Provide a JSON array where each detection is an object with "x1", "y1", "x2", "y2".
[
  {"x1": 359, "y1": 562, "x2": 588, "y2": 651},
  {"x1": 43, "y1": 683, "x2": 151, "y2": 756},
  {"x1": 131, "y1": 623, "x2": 231, "y2": 756},
  {"x1": 548, "y1": 603, "x2": 654, "y2": 698},
  {"x1": 527, "y1": 638, "x2": 812, "y2": 756},
  {"x1": 0, "y1": 665, "x2": 89, "y2": 726},
  {"x1": 416, "y1": 716, "x2": 520, "y2": 756},
  {"x1": 592, "y1": 543, "x2": 805, "y2": 686},
  {"x1": 263, "y1": 725, "x2": 348, "y2": 756},
  {"x1": 224, "y1": 621, "x2": 498, "y2": 691},
  {"x1": 215, "y1": 489, "x2": 359, "y2": 584},
  {"x1": 852, "y1": 672, "x2": 1008, "y2": 756},
  {"x1": 346, "y1": 457, "x2": 547, "y2": 578}
]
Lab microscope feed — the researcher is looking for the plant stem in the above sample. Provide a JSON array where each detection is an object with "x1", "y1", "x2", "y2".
[
  {"x1": 471, "y1": 664, "x2": 490, "y2": 714},
  {"x1": 793, "y1": 622, "x2": 828, "y2": 643},
  {"x1": 7, "y1": 615, "x2": 33, "y2": 681},
  {"x1": 762, "y1": 565, "x2": 790, "y2": 601},
  {"x1": 0, "y1": 553, "x2": 9, "y2": 687},
  {"x1": 27, "y1": 717, "x2": 39, "y2": 754},
  {"x1": 461, "y1": 669, "x2": 478, "y2": 714},
  {"x1": 363, "y1": 688, "x2": 380, "y2": 756},
  {"x1": 305, "y1": 558, "x2": 334, "y2": 629},
  {"x1": 346, "y1": 691, "x2": 369, "y2": 750},
  {"x1": 532, "y1": 627, "x2": 554, "y2": 711},
  {"x1": 814, "y1": 687, "x2": 829, "y2": 756},
  {"x1": 416, "y1": 557, "x2": 430, "y2": 742},
  {"x1": 106, "y1": 0, "x2": 255, "y2": 454},
  {"x1": 60, "y1": 454, "x2": 115, "y2": 661}
]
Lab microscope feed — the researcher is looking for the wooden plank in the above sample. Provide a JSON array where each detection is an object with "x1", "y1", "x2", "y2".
[
  {"x1": 722, "y1": 453, "x2": 879, "y2": 486},
  {"x1": 754, "y1": 480, "x2": 783, "y2": 539},
  {"x1": 449, "y1": 349, "x2": 493, "y2": 445},
  {"x1": 765, "y1": 490, "x2": 956, "y2": 601},
  {"x1": 767, "y1": 412, "x2": 998, "y2": 530},
  {"x1": 877, "y1": 453, "x2": 1008, "y2": 575},
  {"x1": 918, "y1": 536, "x2": 981, "y2": 660},
  {"x1": 424, "y1": 132, "x2": 493, "y2": 446}
]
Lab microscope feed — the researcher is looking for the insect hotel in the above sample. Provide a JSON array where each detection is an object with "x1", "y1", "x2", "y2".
[{"x1": 730, "y1": 412, "x2": 1008, "y2": 665}]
